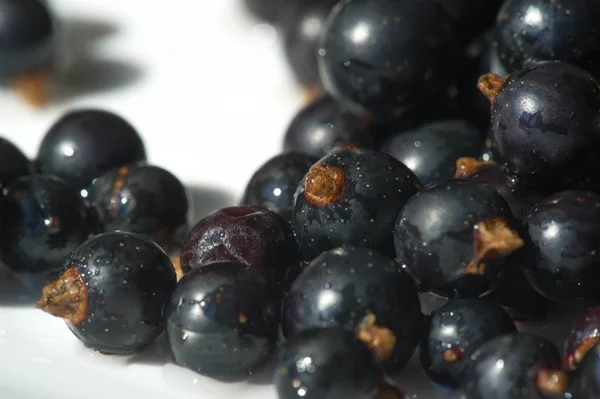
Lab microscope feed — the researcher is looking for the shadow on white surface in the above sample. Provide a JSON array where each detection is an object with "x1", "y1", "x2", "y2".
[{"x1": 187, "y1": 184, "x2": 236, "y2": 226}]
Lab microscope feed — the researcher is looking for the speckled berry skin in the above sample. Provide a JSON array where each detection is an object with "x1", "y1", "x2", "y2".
[
  {"x1": 380, "y1": 120, "x2": 483, "y2": 186},
  {"x1": 36, "y1": 109, "x2": 147, "y2": 188},
  {"x1": 494, "y1": 0, "x2": 600, "y2": 76},
  {"x1": 275, "y1": 327, "x2": 380, "y2": 399},
  {"x1": 293, "y1": 148, "x2": 421, "y2": 261},
  {"x1": 488, "y1": 61, "x2": 600, "y2": 191},
  {"x1": 282, "y1": 247, "x2": 423, "y2": 374},
  {"x1": 394, "y1": 179, "x2": 517, "y2": 298},
  {"x1": 571, "y1": 342, "x2": 600, "y2": 398},
  {"x1": 0, "y1": 174, "x2": 98, "y2": 275},
  {"x1": 317, "y1": 0, "x2": 460, "y2": 119},
  {"x1": 0, "y1": 0, "x2": 54, "y2": 78},
  {"x1": 0, "y1": 137, "x2": 31, "y2": 188},
  {"x1": 464, "y1": 334, "x2": 562, "y2": 399},
  {"x1": 165, "y1": 261, "x2": 279, "y2": 379},
  {"x1": 282, "y1": 96, "x2": 374, "y2": 159},
  {"x1": 521, "y1": 191, "x2": 600, "y2": 303},
  {"x1": 65, "y1": 232, "x2": 177, "y2": 354},
  {"x1": 88, "y1": 163, "x2": 189, "y2": 252},
  {"x1": 179, "y1": 206, "x2": 300, "y2": 294},
  {"x1": 461, "y1": 163, "x2": 546, "y2": 220},
  {"x1": 565, "y1": 307, "x2": 600, "y2": 370},
  {"x1": 241, "y1": 153, "x2": 317, "y2": 222},
  {"x1": 279, "y1": 1, "x2": 337, "y2": 88},
  {"x1": 420, "y1": 298, "x2": 517, "y2": 388}
]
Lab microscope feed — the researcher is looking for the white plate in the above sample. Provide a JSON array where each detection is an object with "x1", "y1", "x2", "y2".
[{"x1": 0, "y1": 1, "x2": 574, "y2": 399}]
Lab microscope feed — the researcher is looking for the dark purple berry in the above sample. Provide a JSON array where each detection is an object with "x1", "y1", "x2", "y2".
[
  {"x1": 565, "y1": 307, "x2": 600, "y2": 370},
  {"x1": 179, "y1": 206, "x2": 300, "y2": 293},
  {"x1": 35, "y1": 232, "x2": 177, "y2": 354},
  {"x1": 282, "y1": 246, "x2": 423, "y2": 374},
  {"x1": 571, "y1": 341, "x2": 600, "y2": 398},
  {"x1": 293, "y1": 148, "x2": 421, "y2": 260},
  {"x1": 165, "y1": 261, "x2": 279, "y2": 379},
  {"x1": 0, "y1": 137, "x2": 31, "y2": 188}
]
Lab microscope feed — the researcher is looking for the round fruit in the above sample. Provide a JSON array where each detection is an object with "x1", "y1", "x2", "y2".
[
  {"x1": 420, "y1": 298, "x2": 517, "y2": 388},
  {"x1": 241, "y1": 153, "x2": 316, "y2": 222},
  {"x1": 380, "y1": 119, "x2": 483, "y2": 186},
  {"x1": 282, "y1": 247, "x2": 423, "y2": 374},
  {"x1": 36, "y1": 109, "x2": 146, "y2": 188},
  {"x1": 275, "y1": 327, "x2": 381, "y2": 399},
  {"x1": 464, "y1": 334, "x2": 567, "y2": 399},
  {"x1": 571, "y1": 341, "x2": 600, "y2": 398},
  {"x1": 565, "y1": 306, "x2": 600, "y2": 369},
  {"x1": 317, "y1": 0, "x2": 459, "y2": 119},
  {"x1": 494, "y1": 0, "x2": 600, "y2": 75},
  {"x1": 179, "y1": 206, "x2": 300, "y2": 294},
  {"x1": 35, "y1": 232, "x2": 177, "y2": 354},
  {"x1": 88, "y1": 163, "x2": 189, "y2": 252},
  {"x1": 282, "y1": 95, "x2": 373, "y2": 159},
  {"x1": 293, "y1": 148, "x2": 421, "y2": 260},
  {"x1": 0, "y1": 137, "x2": 30, "y2": 188},
  {"x1": 165, "y1": 261, "x2": 279, "y2": 379},
  {"x1": 1, "y1": 174, "x2": 97, "y2": 275},
  {"x1": 521, "y1": 191, "x2": 600, "y2": 303},
  {"x1": 394, "y1": 179, "x2": 524, "y2": 298},
  {"x1": 480, "y1": 61, "x2": 600, "y2": 191}
]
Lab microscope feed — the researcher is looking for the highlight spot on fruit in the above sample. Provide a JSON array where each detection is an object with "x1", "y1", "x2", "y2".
[
  {"x1": 465, "y1": 218, "x2": 524, "y2": 275},
  {"x1": 477, "y1": 73, "x2": 505, "y2": 103},
  {"x1": 35, "y1": 266, "x2": 88, "y2": 325},
  {"x1": 356, "y1": 313, "x2": 396, "y2": 362},
  {"x1": 304, "y1": 163, "x2": 346, "y2": 207},
  {"x1": 454, "y1": 157, "x2": 496, "y2": 178},
  {"x1": 536, "y1": 369, "x2": 568, "y2": 395}
]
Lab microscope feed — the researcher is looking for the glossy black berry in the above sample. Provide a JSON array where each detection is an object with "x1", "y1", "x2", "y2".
[
  {"x1": 279, "y1": 1, "x2": 337, "y2": 89},
  {"x1": 420, "y1": 298, "x2": 517, "y2": 388},
  {"x1": 380, "y1": 120, "x2": 483, "y2": 186},
  {"x1": 394, "y1": 179, "x2": 523, "y2": 298},
  {"x1": 282, "y1": 247, "x2": 423, "y2": 374},
  {"x1": 565, "y1": 307, "x2": 600, "y2": 370},
  {"x1": 317, "y1": 0, "x2": 460, "y2": 119},
  {"x1": 275, "y1": 327, "x2": 381, "y2": 399},
  {"x1": 482, "y1": 61, "x2": 600, "y2": 191},
  {"x1": 0, "y1": 137, "x2": 31, "y2": 188},
  {"x1": 1, "y1": 174, "x2": 97, "y2": 275},
  {"x1": 36, "y1": 109, "x2": 147, "y2": 188},
  {"x1": 88, "y1": 163, "x2": 189, "y2": 252},
  {"x1": 494, "y1": 0, "x2": 600, "y2": 75},
  {"x1": 433, "y1": 0, "x2": 504, "y2": 46},
  {"x1": 0, "y1": 0, "x2": 54, "y2": 78},
  {"x1": 464, "y1": 334, "x2": 566, "y2": 399},
  {"x1": 241, "y1": 153, "x2": 316, "y2": 222},
  {"x1": 521, "y1": 191, "x2": 600, "y2": 303},
  {"x1": 165, "y1": 261, "x2": 279, "y2": 379},
  {"x1": 455, "y1": 159, "x2": 546, "y2": 220},
  {"x1": 36, "y1": 232, "x2": 177, "y2": 354},
  {"x1": 179, "y1": 206, "x2": 300, "y2": 294},
  {"x1": 293, "y1": 148, "x2": 421, "y2": 260},
  {"x1": 282, "y1": 96, "x2": 373, "y2": 159}
]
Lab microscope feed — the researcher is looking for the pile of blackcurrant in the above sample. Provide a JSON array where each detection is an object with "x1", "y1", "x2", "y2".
[{"x1": 5, "y1": 0, "x2": 600, "y2": 397}]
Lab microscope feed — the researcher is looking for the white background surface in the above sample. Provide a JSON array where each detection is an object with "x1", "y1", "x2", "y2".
[{"x1": 0, "y1": 1, "x2": 571, "y2": 399}]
